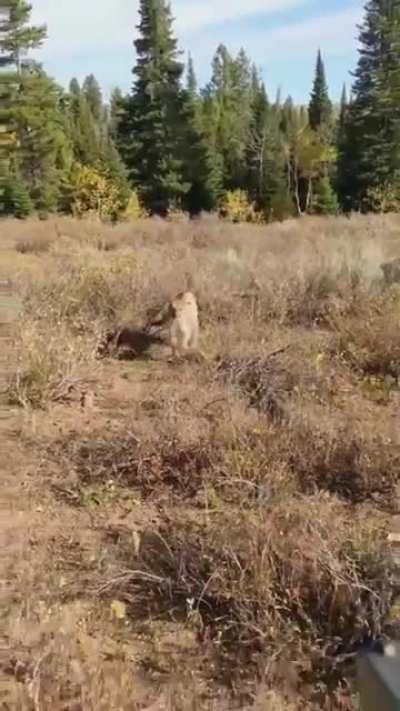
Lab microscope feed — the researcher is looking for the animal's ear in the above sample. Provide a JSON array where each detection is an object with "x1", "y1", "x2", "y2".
[
  {"x1": 186, "y1": 273, "x2": 194, "y2": 291},
  {"x1": 164, "y1": 302, "x2": 175, "y2": 320}
]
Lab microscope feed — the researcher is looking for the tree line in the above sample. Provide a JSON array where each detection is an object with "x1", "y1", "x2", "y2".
[{"x1": 1, "y1": 0, "x2": 400, "y2": 221}]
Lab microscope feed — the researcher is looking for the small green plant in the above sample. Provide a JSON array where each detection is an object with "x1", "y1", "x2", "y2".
[{"x1": 268, "y1": 186, "x2": 296, "y2": 221}]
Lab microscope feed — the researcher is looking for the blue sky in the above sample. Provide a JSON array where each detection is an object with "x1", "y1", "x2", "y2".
[{"x1": 31, "y1": 0, "x2": 365, "y2": 103}]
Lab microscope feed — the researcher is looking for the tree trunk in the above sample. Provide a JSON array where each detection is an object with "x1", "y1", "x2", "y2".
[
  {"x1": 293, "y1": 164, "x2": 302, "y2": 216},
  {"x1": 305, "y1": 177, "x2": 312, "y2": 213}
]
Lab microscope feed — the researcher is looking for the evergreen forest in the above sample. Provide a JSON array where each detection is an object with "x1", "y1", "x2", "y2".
[{"x1": 1, "y1": 0, "x2": 400, "y2": 221}]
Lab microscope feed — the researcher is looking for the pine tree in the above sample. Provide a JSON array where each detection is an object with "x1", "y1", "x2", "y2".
[
  {"x1": 173, "y1": 54, "x2": 217, "y2": 213},
  {"x1": 75, "y1": 92, "x2": 101, "y2": 164},
  {"x1": 199, "y1": 92, "x2": 224, "y2": 204},
  {"x1": 310, "y1": 176, "x2": 339, "y2": 215},
  {"x1": 209, "y1": 44, "x2": 231, "y2": 96},
  {"x1": 337, "y1": 0, "x2": 400, "y2": 210},
  {"x1": 250, "y1": 64, "x2": 261, "y2": 94},
  {"x1": 246, "y1": 80, "x2": 268, "y2": 207},
  {"x1": 200, "y1": 45, "x2": 231, "y2": 196},
  {"x1": 203, "y1": 45, "x2": 254, "y2": 192},
  {"x1": 186, "y1": 53, "x2": 197, "y2": 97},
  {"x1": 246, "y1": 84, "x2": 291, "y2": 219},
  {"x1": 0, "y1": 3, "x2": 17, "y2": 210},
  {"x1": 0, "y1": 0, "x2": 46, "y2": 64},
  {"x1": 69, "y1": 77, "x2": 80, "y2": 96},
  {"x1": 3, "y1": 174, "x2": 33, "y2": 217},
  {"x1": 82, "y1": 74, "x2": 103, "y2": 121},
  {"x1": 0, "y1": 0, "x2": 47, "y2": 215},
  {"x1": 124, "y1": 0, "x2": 190, "y2": 214},
  {"x1": 15, "y1": 66, "x2": 74, "y2": 213},
  {"x1": 336, "y1": 84, "x2": 350, "y2": 208},
  {"x1": 109, "y1": 87, "x2": 130, "y2": 155},
  {"x1": 339, "y1": 83, "x2": 348, "y2": 129},
  {"x1": 63, "y1": 77, "x2": 130, "y2": 215},
  {"x1": 280, "y1": 95, "x2": 295, "y2": 133},
  {"x1": 65, "y1": 78, "x2": 101, "y2": 166},
  {"x1": 308, "y1": 49, "x2": 332, "y2": 131},
  {"x1": 109, "y1": 87, "x2": 124, "y2": 130},
  {"x1": 179, "y1": 104, "x2": 218, "y2": 213},
  {"x1": 66, "y1": 76, "x2": 123, "y2": 178}
]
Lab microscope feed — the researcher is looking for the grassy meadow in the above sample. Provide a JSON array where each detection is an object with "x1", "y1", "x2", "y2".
[{"x1": 2, "y1": 213, "x2": 400, "y2": 710}]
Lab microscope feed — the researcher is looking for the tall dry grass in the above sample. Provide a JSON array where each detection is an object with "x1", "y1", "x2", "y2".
[{"x1": 4, "y1": 212, "x2": 400, "y2": 708}]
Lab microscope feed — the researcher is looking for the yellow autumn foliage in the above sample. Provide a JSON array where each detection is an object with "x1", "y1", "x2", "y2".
[
  {"x1": 71, "y1": 165, "x2": 126, "y2": 221},
  {"x1": 123, "y1": 190, "x2": 147, "y2": 220},
  {"x1": 219, "y1": 189, "x2": 263, "y2": 224}
]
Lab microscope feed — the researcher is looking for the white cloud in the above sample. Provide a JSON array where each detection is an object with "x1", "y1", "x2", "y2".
[
  {"x1": 180, "y1": 5, "x2": 362, "y2": 79},
  {"x1": 216, "y1": 6, "x2": 362, "y2": 60},
  {"x1": 29, "y1": 0, "x2": 319, "y2": 56},
  {"x1": 29, "y1": 0, "x2": 363, "y2": 98},
  {"x1": 174, "y1": 0, "x2": 310, "y2": 32},
  {"x1": 262, "y1": 6, "x2": 361, "y2": 58},
  {"x1": 31, "y1": 0, "x2": 139, "y2": 55}
]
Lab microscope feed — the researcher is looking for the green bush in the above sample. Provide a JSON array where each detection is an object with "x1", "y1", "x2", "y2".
[
  {"x1": 2, "y1": 177, "x2": 33, "y2": 218},
  {"x1": 310, "y1": 177, "x2": 339, "y2": 216},
  {"x1": 268, "y1": 186, "x2": 296, "y2": 221}
]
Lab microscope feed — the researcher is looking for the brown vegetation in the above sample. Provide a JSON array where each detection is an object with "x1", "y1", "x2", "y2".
[{"x1": 2, "y1": 213, "x2": 400, "y2": 709}]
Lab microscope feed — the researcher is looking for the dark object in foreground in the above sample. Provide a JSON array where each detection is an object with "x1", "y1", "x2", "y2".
[
  {"x1": 98, "y1": 327, "x2": 164, "y2": 359},
  {"x1": 381, "y1": 258, "x2": 400, "y2": 285},
  {"x1": 357, "y1": 641, "x2": 400, "y2": 710}
]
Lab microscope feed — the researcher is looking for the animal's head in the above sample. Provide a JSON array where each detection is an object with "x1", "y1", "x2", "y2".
[{"x1": 173, "y1": 291, "x2": 197, "y2": 310}]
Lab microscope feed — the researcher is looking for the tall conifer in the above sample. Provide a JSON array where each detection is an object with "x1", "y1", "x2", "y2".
[
  {"x1": 308, "y1": 50, "x2": 332, "y2": 131},
  {"x1": 338, "y1": 0, "x2": 400, "y2": 210},
  {"x1": 0, "y1": 0, "x2": 46, "y2": 215},
  {"x1": 125, "y1": 0, "x2": 189, "y2": 214}
]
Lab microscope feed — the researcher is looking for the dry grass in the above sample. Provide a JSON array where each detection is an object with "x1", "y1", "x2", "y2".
[
  {"x1": 2, "y1": 213, "x2": 400, "y2": 709},
  {"x1": 121, "y1": 498, "x2": 389, "y2": 690}
]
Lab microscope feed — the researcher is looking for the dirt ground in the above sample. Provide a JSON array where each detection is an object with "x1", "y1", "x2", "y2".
[
  {"x1": 1, "y1": 215, "x2": 400, "y2": 710},
  {"x1": 0, "y1": 276, "x2": 238, "y2": 710}
]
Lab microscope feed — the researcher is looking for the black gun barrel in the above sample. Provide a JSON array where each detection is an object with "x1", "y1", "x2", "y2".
[{"x1": 357, "y1": 642, "x2": 400, "y2": 711}]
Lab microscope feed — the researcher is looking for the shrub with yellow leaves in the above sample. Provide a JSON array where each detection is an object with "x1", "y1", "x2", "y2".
[
  {"x1": 123, "y1": 190, "x2": 147, "y2": 220},
  {"x1": 71, "y1": 165, "x2": 127, "y2": 221},
  {"x1": 219, "y1": 189, "x2": 263, "y2": 224}
]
